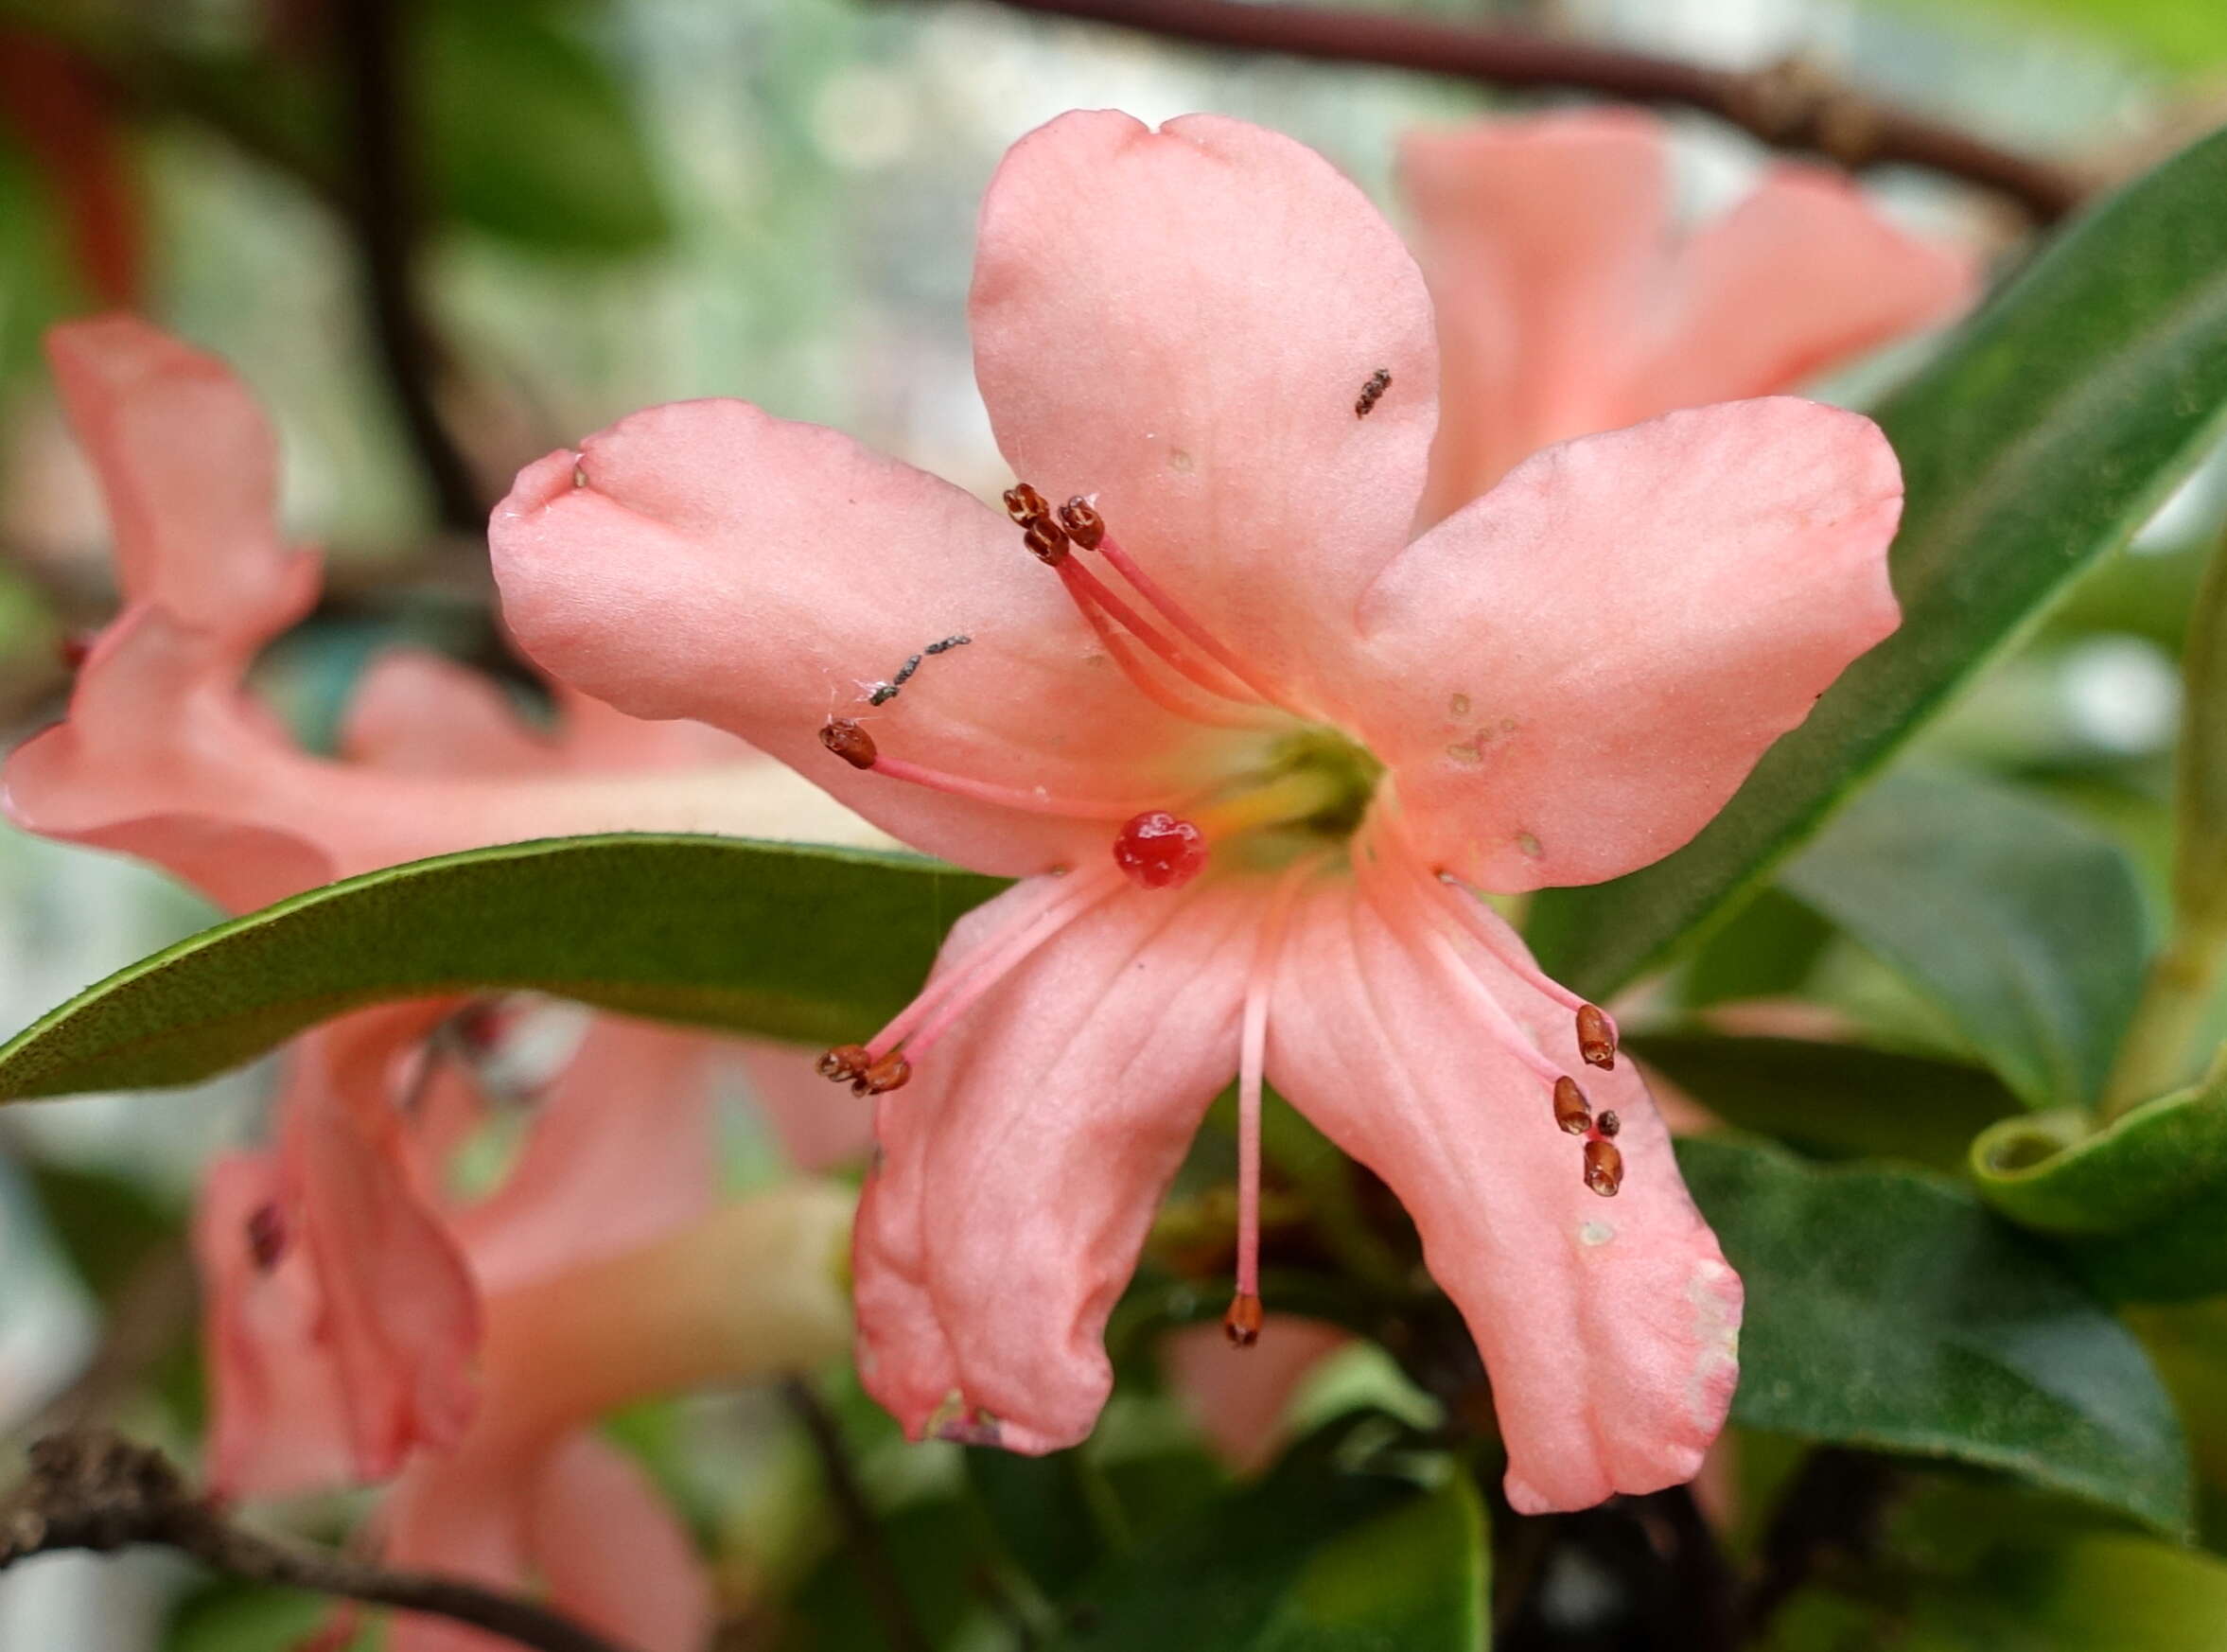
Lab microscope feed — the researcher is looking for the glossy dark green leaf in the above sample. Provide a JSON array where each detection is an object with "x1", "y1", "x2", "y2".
[
  {"x1": 1898, "y1": 1536, "x2": 2227, "y2": 1651},
  {"x1": 0, "y1": 835, "x2": 1006, "y2": 1101},
  {"x1": 1528, "y1": 123, "x2": 2227, "y2": 997},
  {"x1": 1633, "y1": 1032, "x2": 2019, "y2": 1170},
  {"x1": 420, "y1": 0, "x2": 672, "y2": 253},
  {"x1": 1973, "y1": 1048, "x2": 2227, "y2": 1301},
  {"x1": 966, "y1": 1449, "x2": 1114, "y2": 1599},
  {"x1": 1061, "y1": 1416, "x2": 1486, "y2": 1651},
  {"x1": 1681, "y1": 1136, "x2": 2192, "y2": 1535},
  {"x1": 1777, "y1": 769, "x2": 2152, "y2": 1111}
]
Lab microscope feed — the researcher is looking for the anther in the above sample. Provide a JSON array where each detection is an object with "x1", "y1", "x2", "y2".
[
  {"x1": 820, "y1": 717, "x2": 878, "y2": 769},
  {"x1": 817, "y1": 1044, "x2": 871, "y2": 1083},
  {"x1": 1552, "y1": 1075, "x2": 1591, "y2": 1135},
  {"x1": 1223, "y1": 1292, "x2": 1264, "y2": 1348},
  {"x1": 1022, "y1": 518, "x2": 1071, "y2": 566},
  {"x1": 245, "y1": 1202, "x2": 289, "y2": 1272},
  {"x1": 1057, "y1": 497, "x2": 1105, "y2": 550},
  {"x1": 852, "y1": 1050, "x2": 911, "y2": 1097},
  {"x1": 1598, "y1": 1110, "x2": 1622, "y2": 1138},
  {"x1": 1113, "y1": 810, "x2": 1208, "y2": 890},
  {"x1": 1004, "y1": 483, "x2": 1052, "y2": 524},
  {"x1": 1584, "y1": 1137, "x2": 1624, "y2": 1198},
  {"x1": 1576, "y1": 1004, "x2": 1617, "y2": 1069},
  {"x1": 1355, "y1": 367, "x2": 1392, "y2": 418}
]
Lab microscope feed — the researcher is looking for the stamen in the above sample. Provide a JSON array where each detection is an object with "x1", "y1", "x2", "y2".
[
  {"x1": 1086, "y1": 523, "x2": 1305, "y2": 715},
  {"x1": 853, "y1": 1051, "x2": 911, "y2": 1097},
  {"x1": 1113, "y1": 810, "x2": 1208, "y2": 890},
  {"x1": 1598, "y1": 1110, "x2": 1621, "y2": 1138},
  {"x1": 869, "y1": 866, "x2": 1127, "y2": 1068},
  {"x1": 868, "y1": 752, "x2": 1153, "y2": 820},
  {"x1": 245, "y1": 1202, "x2": 289, "y2": 1272},
  {"x1": 863, "y1": 870, "x2": 1102, "y2": 1058},
  {"x1": 816, "y1": 1044, "x2": 871, "y2": 1083},
  {"x1": 1229, "y1": 854, "x2": 1322, "y2": 1346},
  {"x1": 1062, "y1": 571, "x2": 1281, "y2": 729},
  {"x1": 1552, "y1": 1076, "x2": 1592, "y2": 1135},
  {"x1": 1058, "y1": 558, "x2": 1258, "y2": 705},
  {"x1": 1585, "y1": 1137, "x2": 1624, "y2": 1198},
  {"x1": 1576, "y1": 1004, "x2": 1618, "y2": 1070},
  {"x1": 821, "y1": 718, "x2": 878, "y2": 768}
]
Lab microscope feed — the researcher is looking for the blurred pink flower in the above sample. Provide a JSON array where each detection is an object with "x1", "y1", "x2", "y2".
[
  {"x1": 1403, "y1": 106, "x2": 1973, "y2": 527},
  {"x1": 5, "y1": 318, "x2": 873, "y2": 1507},
  {"x1": 491, "y1": 110, "x2": 1905, "y2": 1511}
]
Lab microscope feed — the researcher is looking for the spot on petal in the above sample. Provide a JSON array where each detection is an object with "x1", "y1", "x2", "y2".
[
  {"x1": 1449, "y1": 692, "x2": 1471, "y2": 717},
  {"x1": 1169, "y1": 448, "x2": 1195, "y2": 474},
  {"x1": 1578, "y1": 1220, "x2": 1615, "y2": 1247},
  {"x1": 1516, "y1": 832, "x2": 1543, "y2": 860}
]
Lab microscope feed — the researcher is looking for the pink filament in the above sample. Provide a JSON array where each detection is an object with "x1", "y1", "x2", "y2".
[
  {"x1": 868, "y1": 753, "x2": 1153, "y2": 821},
  {"x1": 1236, "y1": 856, "x2": 1322, "y2": 1299},
  {"x1": 1064, "y1": 575, "x2": 1281, "y2": 730},
  {"x1": 1056, "y1": 560, "x2": 1260, "y2": 708},
  {"x1": 1095, "y1": 532, "x2": 1306, "y2": 717}
]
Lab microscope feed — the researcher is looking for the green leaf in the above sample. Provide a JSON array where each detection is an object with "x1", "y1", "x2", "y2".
[
  {"x1": 1681, "y1": 1135, "x2": 2192, "y2": 1535},
  {"x1": 1527, "y1": 123, "x2": 2227, "y2": 997},
  {"x1": 2170, "y1": 542, "x2": 2227, "y2": 945},
  {"x1": 419, "y1": 0, "x2": 672, "y2": 253},
  {"x1": 1777, "y1": 768, "x2": 2152, "y2": 1111},
  {"x1": 966, "y1": 1449, "x2": 1114, "y2": 1599},
  {"x1": 1061, "y1": 1416, "x2": 1486, "y2": 1651},
  {"x1": 1973, "y1": 1047, "x2": 2227, "y2": 1301},
  {"x1": 1632, "y1": 1032, "x2": 2019, "y2": 1170},
  {"x1": 1902, "y1": 1535, "x2": 2227, "y2": 1651},
  {"x1": 0, "y1": 835, "x2": 1007, "y2": 1101}
]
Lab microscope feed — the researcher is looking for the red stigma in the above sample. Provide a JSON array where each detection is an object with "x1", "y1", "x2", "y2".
[
  {"x1": 1113, "y1": 810, "x2": 1207, "y2": 890},
  {"x1": 245, "y1": 1202, "x2": 289, "y2": 1272}
]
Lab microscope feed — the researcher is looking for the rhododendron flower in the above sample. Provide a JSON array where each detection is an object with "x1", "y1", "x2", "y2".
[
  {"x1": 492, "y1": 110, "x2": 1904, "y2": 1511},
  {"x1": 1403, "y1": 106, "x2": 1973, "y2": 526},
  {"x1": 3, "y1": 316, "x2": 873, "y2": 1499}
]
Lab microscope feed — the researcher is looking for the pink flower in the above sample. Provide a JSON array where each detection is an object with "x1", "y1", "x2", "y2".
[
  {"x1": 1403, "y1": 107, "x2": 1973, "y2": 526},
  {"x1": 490, "y1": 110, "x2": 1903, "y2": 1511},
  {"x1": 3, "y1": 316, "x2": 872, "y2": 1502}
]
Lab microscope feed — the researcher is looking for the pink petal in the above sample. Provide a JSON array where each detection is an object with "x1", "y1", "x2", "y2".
[
  {"x1": 972, "y1": 111, "x2": 1438, "y2": 708},
  {"x1": 193, "y1": 1152, "x2": 359, "y2": 1500},
  {"x1": 1162, "y1": 1315, "x2": 1348, "y2": 1472},
  {"x1": 383, "y1": 1432, "x2": 709, "y2": 1652},
  {"x1": 854, "y1": 875, "x2": 1255, "y2": 1450},
  {"x1": 1627, "y1": 164, "x2": 1974, "y2": 422},
  {"x1": 44, "y1": 314, "x2": 318, "y2": 645},
  {"x1": 281, "y1": 1028, "x2": 482, "y2": 1481},
  {"x1": 491, "y1": 413, "x2": 1234, "y2": 876},
  {"x1": 738, "y1": 1040, "x2": 875, "y2": 1171},
  {"x1": 449, "y1": 1016, "x2": 721, "y2": 1294},
  {"x1": 339, "y1": 651, "x2": 557, "y2": 775},
  {"x1": 1265, "y1": 869, "x2": 1742, "y2": 1513},
  {"x1": 1347, "y1": 398, "x2": 1902, "y2": 892},
  {"x1": 1399, "y1": 109, "x2": 1673, "y2": 525}
]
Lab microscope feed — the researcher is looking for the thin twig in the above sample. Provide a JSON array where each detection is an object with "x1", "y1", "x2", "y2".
[
  {"x1": 332, "y1": 0, "x2": 488, "y2": 536},
  {"x1": 780, "y1": 1377, "x2": 931, "y2": 1652},
  {"x1": 956, "y1": 0, "x2": 2089, "y2": 221},
  {"x1": 0, "y1": 1432, "x2": 641, "y2": 1652}
]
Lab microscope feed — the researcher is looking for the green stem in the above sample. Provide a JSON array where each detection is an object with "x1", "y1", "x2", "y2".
[{"x1": 2102, "y1": 925, "x2": 2226, "y2": 1120}]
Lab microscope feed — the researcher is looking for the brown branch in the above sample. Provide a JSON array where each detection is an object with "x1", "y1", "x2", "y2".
[
  {"x1": 1, "y1": 1432, "x2": 642, "y2": 1652},
  {"x1": 956, "y1": 0, "x2": 2089, "y2": 221},
  {"x1": 332, "y1": 0, "x2": 488, "y2": 536},
  {"x1": 780, "y1": 1378, "x2": 930, "y2": 1652}
]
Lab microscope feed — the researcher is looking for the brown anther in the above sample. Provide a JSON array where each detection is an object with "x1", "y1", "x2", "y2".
[
  {"x1": 1576, "y1": 1004, "x2": 1617, "y2": 1069},
  {"x1": 1552, "y1": 1075, "x2": 1591, "y2": 1135},
  {"x1": 1022, "y1": 518, "x2": 1071, "y2": 566},
  {"x1": 1598, "y1": 1110, "x2": 1622, "y2": 1138},
  {"x1": 817, "y1": 1044, "x2": 871, "y2": 1083},
  {"x1": 1003, "y1": 483, "x2": 1051, "y2": 524},
  {"x1": 1584, "y1": 1137, "x2": 1624, "y2": 1198},
  {"x1": 820, "y1": 717, "x2": 878, "y2": 769},
  {"x1": 1057, "y1": 497, "x2": 1105, "y2": 550},
  {"x1": 1223, "y1": 1292, "x2": 1264, "y2": 1348},
  {"x1": 853, "y1": 1050, "x2": 911, "y2": 1097},
  {"x1": 245, "y1": 1202, "x2": 289, "y2": 1272}
]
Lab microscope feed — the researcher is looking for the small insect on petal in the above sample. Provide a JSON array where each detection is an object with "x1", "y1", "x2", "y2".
[
  {"x1": 1355, "y1": 367, "x2": 1391, "y2": 418},
  {"x1": 245, "y1": 1202, "x2": 289, "y2": 1272},
  {"x1": 817, "y1": 1044, "x2": 871, "y2": 1083},
  {"x1": 1113, "y1": 810, "x2": 1208, "y2": 890},
  {"x1": 1223, "y1": 1292, "x2": 1264, "y2": 1348},
  {"x1": 1057, "y1": 497, "x2": 1105, "y2": 550},
  {"x1": 1552, "y1": 1075, "x2": 1591, "y2": 1135},
  {"x1": 820, "y1": 717, "x2": 878, "y2": 769},
  {"x1": 1584, "y1": 1137, "x2": 1624, "y2": 1198},
  {"x1": 852, "y1": 1051, "x2": 911, "y2": 1097},
  {"x1": 1576, "y1": 1004, "x2": 1617, "y2": 1069},
  {"x1": 1597, "y1": 1110, "x2": 1622, "y2": 1138}
]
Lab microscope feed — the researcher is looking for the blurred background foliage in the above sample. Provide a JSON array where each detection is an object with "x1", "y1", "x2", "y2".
[{"x1": 0, "y1": 0, "x2": 2225, "y2": 1648}]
